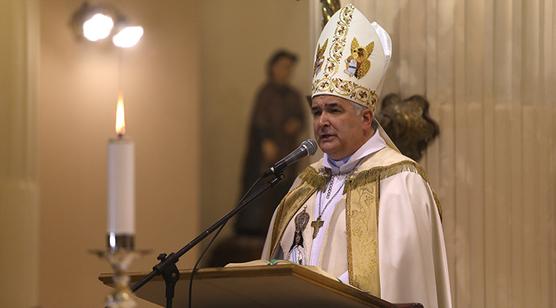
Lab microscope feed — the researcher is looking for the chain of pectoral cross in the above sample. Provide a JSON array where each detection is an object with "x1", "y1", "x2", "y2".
[
  {"x1": 311, "y1": 174, "x2": 346, "y2": 239},
  {"x1": 325, "y1": 176, "x2": 335, "y2": 198}
]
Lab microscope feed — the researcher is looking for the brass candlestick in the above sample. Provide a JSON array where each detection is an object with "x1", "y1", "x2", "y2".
[{"x1": 91, "y1": 234, "x2": 149, "y2": 308}]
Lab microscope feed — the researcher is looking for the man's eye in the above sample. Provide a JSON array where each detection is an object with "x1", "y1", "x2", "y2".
[{"x1": 311, "y1": 110, "x2": 321, "y2": 116}]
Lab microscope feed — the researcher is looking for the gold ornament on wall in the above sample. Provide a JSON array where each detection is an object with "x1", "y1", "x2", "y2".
[
  {"x1": 320, "y1": 0, "x2": 341, "y2": 28},
  {"x1": 376, "y1": 94, "x2": 440, "y2": 162}
]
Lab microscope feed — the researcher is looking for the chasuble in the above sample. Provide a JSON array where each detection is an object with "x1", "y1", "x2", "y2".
[{"x1": 261, "y1": 132, "x2": 452, "y2": 308}]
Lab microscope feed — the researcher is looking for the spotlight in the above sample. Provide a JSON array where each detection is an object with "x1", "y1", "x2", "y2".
[
  {"x1": 112, "y1": 26, "x2": 144, "y2": 48},
  {"x1": 71, "y1": 2, "x2": 144, "y2": 48},
  {"x1": 82, "y1": 13, "x2": 114, "y2": 41}
]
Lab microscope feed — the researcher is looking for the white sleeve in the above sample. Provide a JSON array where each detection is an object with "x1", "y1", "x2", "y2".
[{"x1": 378, "y1": 171, "x2": 452, "y2": 308}]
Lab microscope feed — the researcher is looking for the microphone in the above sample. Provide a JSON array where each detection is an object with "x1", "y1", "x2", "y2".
[{"x1": 265, "y1": 139, "x2": 318, "y2": 176}]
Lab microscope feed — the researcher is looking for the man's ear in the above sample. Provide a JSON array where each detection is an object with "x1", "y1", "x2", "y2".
[{"x1": 362, "y1": 109, "x2": 373, "y2": 127}]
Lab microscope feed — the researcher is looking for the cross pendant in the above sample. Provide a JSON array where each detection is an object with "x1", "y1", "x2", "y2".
[{"x1": 311, "y1": 218, "x2": 324, "y2": 239}]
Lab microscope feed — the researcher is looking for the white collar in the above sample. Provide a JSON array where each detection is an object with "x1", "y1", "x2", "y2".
[{"x1": 322, "y1": 129, "x2": 386, "y2": 175}]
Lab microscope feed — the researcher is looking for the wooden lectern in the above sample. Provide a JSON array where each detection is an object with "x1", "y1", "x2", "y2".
[{"x1": 99, "y1": 264, "x2": 422, "y2": 308}]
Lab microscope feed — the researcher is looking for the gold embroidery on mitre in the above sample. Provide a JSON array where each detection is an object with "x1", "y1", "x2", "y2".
[
  {"x1": 310, "y1": 5, "x2": 381, "y2": 110},
  {"x1": 322, "y1": 5, "x2": 354, "y2": 78},
  {"x1": 344, "y1": 38, "x2": 374, "y2": 79},
  {"x1": 313, "y1": 77, "x2": 378, "y2": 110},
  {"x1": 313, "y1": 39, "x2": 328, "y2": 76}
]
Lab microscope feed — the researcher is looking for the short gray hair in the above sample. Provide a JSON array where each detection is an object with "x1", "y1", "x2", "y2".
[{"x1": 351, "y1": 102, "x2": 368, "y2": 115}]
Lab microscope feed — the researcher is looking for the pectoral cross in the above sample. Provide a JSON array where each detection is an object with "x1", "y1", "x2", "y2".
[{"x1": 311, "y1": 218, "x2": 324, "y2": 239}]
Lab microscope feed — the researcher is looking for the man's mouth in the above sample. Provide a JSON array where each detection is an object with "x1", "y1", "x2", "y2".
[{"x1": 319, "y1": 133, "x2": 335, "y2": 142}]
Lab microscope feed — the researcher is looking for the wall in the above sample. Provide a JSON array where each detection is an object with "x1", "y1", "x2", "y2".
[
  {"x1": 39, "y1": 0, "x2": 200, "y2": 306},
  {"x1": 8, "y1": 0, "x2": 553, "y2": 307},
  {"x1": 200, "y1": 0, "x2": 313, "y2": 236},
  {"x1": 346, "y1": 0, "x2": 556, "y2": 307},
  {"x1": 0, "y1": 0, "x2": 39, "y2": 306}
]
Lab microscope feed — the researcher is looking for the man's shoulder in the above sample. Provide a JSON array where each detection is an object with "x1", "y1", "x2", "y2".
[
  {"x1": 294, "y1": 161, "x2": 326, "y2": 189},
  {"x1": 297, "y1": 148, "x2": 420, "y2": 179},
  {"x1": 308, "y1": 159, "x2": 324, "y2": 170},
  {"x1": 292, "y1": 147, "x2": 427, "y2": 187},
  {"x1": 360, "y1": 146, "x2": 415, "y2": 169},
  {"x1": 353, "y1": 147, "x2": 429, "y2": 184}
]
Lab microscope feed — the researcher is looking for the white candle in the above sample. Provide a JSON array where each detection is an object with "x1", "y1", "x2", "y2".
[{"x1": 107, "y1": 94, "x2": 135, "y2": 235}]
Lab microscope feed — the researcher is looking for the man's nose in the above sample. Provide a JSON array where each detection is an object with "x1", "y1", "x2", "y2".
[{"x1": 318, "y1": 111, "x2": 330, "y2": 126}]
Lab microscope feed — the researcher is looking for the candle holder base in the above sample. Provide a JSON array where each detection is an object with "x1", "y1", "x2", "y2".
[{"x1": 90, "y1": 249, "x2": 150, "y2": 308}]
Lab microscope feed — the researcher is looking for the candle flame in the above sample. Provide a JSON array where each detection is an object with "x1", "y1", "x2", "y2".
[{"x1": 115, "y1": 93, "x2": 126, "y2": 136}]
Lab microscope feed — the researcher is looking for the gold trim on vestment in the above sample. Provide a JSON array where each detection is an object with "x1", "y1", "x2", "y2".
[
  {"x1": 299, "y1": 166, "x2": 328, "y2": 190},
  {"x1": 345, "y1": 160, "x2": 426, "y2": 192},
  {"x1": 345, "y1": 160, "x2": 442, "y2": 220},
  {"x1": 270, "y1": 167, "x2": 326, "y2": 258},
  {"x1": 344, "y1": 160, "x2": 441, "y2": 296},
  {"x1": 269, "y1": 157, "x2": 441, "y2": 296},
  {"x1": 346, "y1": 176, "x2": 381, "y2": 296},
  {"x1": 432, "y1": 191, "x2": 443, "y2": 221}
]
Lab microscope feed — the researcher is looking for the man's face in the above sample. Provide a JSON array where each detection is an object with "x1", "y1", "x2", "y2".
[{"x1": 311, "y1": 95, "x2": 372, "y2": 160}]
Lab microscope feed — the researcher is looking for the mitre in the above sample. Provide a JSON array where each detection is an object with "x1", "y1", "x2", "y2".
[{"x1": 311, "y1": 4, "x2": 392, "y2": 112}]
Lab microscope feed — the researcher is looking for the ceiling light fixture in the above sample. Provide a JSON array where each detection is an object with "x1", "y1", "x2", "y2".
[
  {"x1": 71, "y1": 2, "x2": 144, "y2": 48},
  {"x1": 112, "y1": 26, "x2": 144, "y2": 48}
]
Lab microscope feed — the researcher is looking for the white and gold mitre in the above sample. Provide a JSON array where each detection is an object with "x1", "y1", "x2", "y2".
[{"x1": 311, "y1": 4, "x2": 392, "y2": 112}]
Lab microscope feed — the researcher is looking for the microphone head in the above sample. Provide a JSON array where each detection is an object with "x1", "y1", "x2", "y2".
[{"x1": 301, "y1": 139, "x2": 318, "y2": 156}]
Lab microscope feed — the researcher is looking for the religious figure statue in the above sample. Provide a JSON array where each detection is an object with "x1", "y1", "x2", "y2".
[
  {"x1": 208, "y1": 50, "x2": 307, "y2": 266},
  {"x1": 235, "y1": 50, "x2": 307, "y2": 237}
]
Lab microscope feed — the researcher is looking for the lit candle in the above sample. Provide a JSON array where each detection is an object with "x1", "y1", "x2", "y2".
[{"x1": 107, "y1": 93, "x2": 135, "y2": 251}]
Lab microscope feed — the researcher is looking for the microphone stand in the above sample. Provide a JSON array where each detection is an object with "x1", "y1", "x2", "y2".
[{"x1": 131, "y1": 171, "x2": 284, "y2": 308}]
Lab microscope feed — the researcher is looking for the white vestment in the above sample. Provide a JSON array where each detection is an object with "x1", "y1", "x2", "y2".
[{"x1": 261, "y1": 131, "x2": 452, "y2": 308}]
